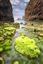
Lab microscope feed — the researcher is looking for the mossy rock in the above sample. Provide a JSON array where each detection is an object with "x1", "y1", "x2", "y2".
[
  {"x1": 0, "y1": 57, "x2": 4, "y2": 64},
  {"x1": 0, "y1": 37, "x2": 4, "y2": 41},
  {"x1": 3, "y1": 39, "x2": 11, "y2": 51},
  {"x1": 15, "y1": 35, "x2": 40, "y2": 58},
  {"x1": 0, "y1": 22, "x2": 17, "y2": 53},
  {"x1": 11, "y1": 60, "x2": 23, "y2": 64},
  {"x1": 4, "y1": 27, "x2": 16, "y2": 31},
  {"x1": 12, "y1": 61, "x2": 20, "y2": 64},
  {"x1": 0, "y1": 22, "x2": 16, "y2": 53},
  {"x1": 4, "y1": 27, "x2": 16, "y2": 35},
  {"x1": 0, "y1": 47, "x2": 3, "y2": 52}
]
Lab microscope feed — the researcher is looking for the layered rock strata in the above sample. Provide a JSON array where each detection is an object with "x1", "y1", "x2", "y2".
[{"x1": 25, "y1": 0, "x2": 43, "y2": 21}]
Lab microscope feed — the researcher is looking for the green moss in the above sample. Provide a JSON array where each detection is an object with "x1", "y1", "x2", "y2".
[
  {"x1": 4, "y1": 39, "x2": 11, "y2": 51},
  {"x1": 15, "y1": 35, "x2": 40, "y2": 58},
  {"x1": 13, "y1": 23, "x2": 20, "y2": 28},
  {"x1": 0, "y1": 37, "x2": 4, "y2": 41},
  {"x1": 0, "y1": 47, "x2": 3, "y2": 52},
  {"x1": 0, "y1": 22, "x2": 16, "y2": 53},
  {"x1": 13, "y1": 61, "x2": 19, "y2": 64},
  {"x1": 11, "y1": 60, "x2": 23, "y2": 64},
  {"x1": 4, "y1": 27, "x2": 16, "y2": 37},
  {"x1": 4, "y1": 27, "x2": 16, "y2": 30},
  {"x1": 0, "y1": 57, "x2": 4, "y2": 64}
]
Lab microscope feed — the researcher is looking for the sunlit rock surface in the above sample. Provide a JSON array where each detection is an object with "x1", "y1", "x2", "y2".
[
  {"x1": 25, "y1": 0, "x2": 43, "y2": 21},
  {"x1": 0, "y1": 0, "x2": 14, "y2": 22}
]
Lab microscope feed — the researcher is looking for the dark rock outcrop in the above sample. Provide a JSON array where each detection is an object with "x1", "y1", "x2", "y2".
[
  {"x1": 25, "y1": 0, "x2": 43, "y2": 21},
  {"x1": 0, "y1": 0, "x2": 14, "y2": 22}
]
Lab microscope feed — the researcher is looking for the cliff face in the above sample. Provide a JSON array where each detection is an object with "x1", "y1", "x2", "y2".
[
  {"x1": 0, "y1": 0, "x2": 14, "y2": 22},
  {"x1": 25, "y1": 0, "x2": 43, "y2": 21}
]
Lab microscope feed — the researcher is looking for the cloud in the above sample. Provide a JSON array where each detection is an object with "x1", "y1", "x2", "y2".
[
  {"x1": 10, "y1": 0, "x2": 30, "y2": 5},
  {"x1": 24, "y1": 0, "x2": 30, "y2": 2},
  {"x1": 10, "y1": 0, "x2": 20, "y2": 5},
  {"x1": 10, "y1": 0, "x2": 30, "y2": 20},
  {"x1": 13, "y1": 8, "x2": 24, "y2": 16}
]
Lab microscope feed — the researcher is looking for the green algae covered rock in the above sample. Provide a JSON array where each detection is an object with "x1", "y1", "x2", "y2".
[
  {"x1": 11, "y1": 60, "x2": 23, "y2": 64},
  {"x1": 4, "y1": 39, "x2": 11, "y2": 51},
  {"x1": 0, "y1": 57, "x2": 4, "y2": 64},
  {"x1": 4, "y1": 27, "x2": 16, "y2": 37},
  {"x1": 0, "y1": 22, "x2": 16, "y2": 53},
  {"x1": 0, "y1": 47, "x2": 3, "y2": 52},
  {"x1": 0, "y1": 39, "x2": 11, "y2": 53},
  {"x1": 0, "y1": 37, "x2": 4, "y2": 52},
  {"x1": 12, "y1": 61, "x2": 19, "y2": 64},
  {"x1": 15, "y1": 35, "x2": 40, "y2": 58}
]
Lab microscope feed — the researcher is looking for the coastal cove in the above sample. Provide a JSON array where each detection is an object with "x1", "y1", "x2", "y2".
[{"x1": 0, "y1": 0, "x2": 43, "y2": 64}]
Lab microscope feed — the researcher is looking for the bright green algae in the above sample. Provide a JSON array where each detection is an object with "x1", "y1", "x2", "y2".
[
  {"x1": 0, "y1": 22, "x2": 17, "y2": 53},
  {"x1": 12, "y1": 61, "x2": 19, "y2": 64},
  {"x1": 15, "y1": 35, "x2": 40, "y2": 58},
  {"x1": 0, "y1": 57, "x2": 4, "y2": 64}
]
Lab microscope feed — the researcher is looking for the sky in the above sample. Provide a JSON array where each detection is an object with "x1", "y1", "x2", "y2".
[{"x1": 10, "y1": 0, "x2": 30, "y2": 20}]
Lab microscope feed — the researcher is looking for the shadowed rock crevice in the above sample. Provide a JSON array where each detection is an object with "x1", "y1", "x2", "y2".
[
  {"x1": 25, "y1": 0, "x2": 43, "y2": 21},
  {"x1": 0, "y1": 0, "x2": 14, "y2": 22}
]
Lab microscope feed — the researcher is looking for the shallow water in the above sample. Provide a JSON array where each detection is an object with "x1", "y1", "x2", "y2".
[
  {"x1": 3, "y1": 20, "x2": 28, "y2": 64},
  {"x1": 1, "y1": 20, "x2": 43, "y2": 64}
]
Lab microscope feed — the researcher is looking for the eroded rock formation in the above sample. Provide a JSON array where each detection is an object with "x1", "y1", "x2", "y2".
[
  {"x1": 0, "y1": 0, "x2": 14, "y2": 22},
  {"x1": 25, "y1": 0, "x2": 43, "y2": 21}
]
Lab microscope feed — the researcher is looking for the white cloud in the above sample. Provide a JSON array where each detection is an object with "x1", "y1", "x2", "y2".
[
  {"x1": 10, "y1": 0, "x2": 20, "y2": 5},
  {"x1": 10, "y1": 0, "x2": 30, "y2": 4},
  {"x1": 10, "y1": 0, "x2": 30, "y2": 20},
  {"x1": 24, "y1": 0, "x2": 30, "y2": 2},
  {"x1": 14, "y1": 16, "x2": 22, "y2": 20},
  {"x1": 13, "y1": 8, "x2": 19, "y2": 12}
]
